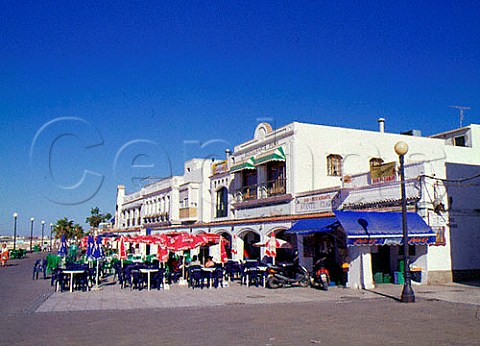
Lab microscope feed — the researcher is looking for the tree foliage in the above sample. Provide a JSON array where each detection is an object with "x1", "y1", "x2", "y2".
[
  {"x1": 86, "y1": 207, "x2": 112, "y2": 228},
  {"x1": 53, "y1": 217, "x2": 84, "y2": 240}
]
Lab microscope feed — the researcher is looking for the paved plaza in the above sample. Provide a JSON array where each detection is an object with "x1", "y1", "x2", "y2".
[{"x1": 1, "y1": 253, "x2": 479, "y2": 345}]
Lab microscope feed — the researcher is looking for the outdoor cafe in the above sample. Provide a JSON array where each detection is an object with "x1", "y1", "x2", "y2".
[{"x1": 40, "y1": 231, "x2": 291, "y2": 292}]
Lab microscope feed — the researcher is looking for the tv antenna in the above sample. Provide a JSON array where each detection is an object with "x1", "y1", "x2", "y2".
[{"x1": 450, "y1": 105, "x2": 470, "y2": 128}]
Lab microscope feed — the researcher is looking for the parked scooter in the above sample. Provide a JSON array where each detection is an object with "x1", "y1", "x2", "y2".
[
  {"x1": 310, "y1": 259, "x2": 330, "y2": 290},
  {"x1": 266, "y1": 262, "x2": 310, "y2": 289}
]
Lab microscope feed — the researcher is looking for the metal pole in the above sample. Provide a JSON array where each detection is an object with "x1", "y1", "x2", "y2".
[
  {"x1": 41, "y1": 221, "x2": 45, "y2": 251},
  {"x1": 50, "y1": 223, "x2": 53, "y2": 251},
  {"x1": 13, "y1": 213, "x2": 18, "y2": 251},
  {"x1": 30, "y1": 218, "x2": 35, "y2": 252},
  {"x1": 399, "y1": 153, "x2": 415, "y2": 303}
]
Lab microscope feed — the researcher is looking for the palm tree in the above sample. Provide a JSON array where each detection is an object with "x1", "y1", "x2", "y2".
[
  {"x1": 53, "y1": 217, "x2": 84, "y2": 240},
  {"x1": 86, "y1": 207, "x2": 112, "y2": 228}
]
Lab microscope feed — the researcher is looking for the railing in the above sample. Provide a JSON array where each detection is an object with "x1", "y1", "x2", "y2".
[
  {"x1": 143, "y1": 213, "x2": 170, "y2": 223},
  {"x1": 179, "y1": 207, "x2": 198, "y2": 219},
  {"x1": 264, "y1": 178, "x2": 286, "y2": 196},
  {"x1": 235, "y1": 185, "x2": 258, "y2": 202}
]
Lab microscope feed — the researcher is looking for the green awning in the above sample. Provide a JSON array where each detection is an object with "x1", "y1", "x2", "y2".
[
  {"x1": 230, "y1": 157, "x2": 256, "y2": 173},
  {"x1": 255, "y1": 147, "x2": 286, "y2": 165}
]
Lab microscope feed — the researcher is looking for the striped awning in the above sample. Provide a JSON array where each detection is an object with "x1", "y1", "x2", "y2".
[
  {"x1": 255, "y1": 147, "x2": 286, "y2": 165},
  {"x1": 230, "y1": 157, "x2": 256, "y2": 173}
]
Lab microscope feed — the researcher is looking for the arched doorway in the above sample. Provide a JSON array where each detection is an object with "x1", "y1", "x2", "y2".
[
  {"x1": 220, "y1": 232, "x2": 232, "y2": 259},
  {"x1": 241, "y1": 230, "x2": 260, "y2": 260},
  {"x1": 271, "y1": 229, "x2": 297, "y2": 263}
]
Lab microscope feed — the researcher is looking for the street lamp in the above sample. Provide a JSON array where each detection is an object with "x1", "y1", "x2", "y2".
[
  {"x1": 394, "y1": 141, "x2": 415, "y2": 303},
  {"x1": 41, "y1": 221, "x2": 45, "y2": 251},
  {"x1": 50, "y1": 223, "x2": 54, "y2": 251},
  {"x1": 13, "y1": 213, "x2": 18, "y2": 251},
  {"x1": 30, "y1": 217, "x2": 35, "y2": 252}
]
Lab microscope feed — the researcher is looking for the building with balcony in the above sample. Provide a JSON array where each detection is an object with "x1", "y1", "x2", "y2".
[{"x1": 113, "y1": 120, "x2": 480, "y2": 289}]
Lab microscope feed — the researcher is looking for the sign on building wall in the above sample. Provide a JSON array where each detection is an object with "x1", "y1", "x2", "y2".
[
  {"x1": 370, "y1": 162, "x2": 396, "y2": 184},
  {"x1": 236, "y1": 203, "x2": 291, "y2": 219},
  {"x1": 295, "y1": 192, "x2": 337, "y2": 214},
  {"x1": 432, "y1": 226, "x2": 446, "y2": 246},
  {"x1": 212, "y1": 160, "x2": 229, "y2": 175}
]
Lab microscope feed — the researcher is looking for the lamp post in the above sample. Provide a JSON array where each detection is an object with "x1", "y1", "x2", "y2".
[
  {"x1": 30, "y1": 217, "x2": 35, "y2": 252},
  {"x1": 41, "y1": 221, "x2": 45, "y2": 252},
  {"x1": 50, "y1": 223, "x2": 54, "y2": 251},
  {"x1": 13, "y1": 213, "x2": 18, "y2": 251},
  {"x1": 394, "y1": 141, "x2": 415, "y2": 303}
]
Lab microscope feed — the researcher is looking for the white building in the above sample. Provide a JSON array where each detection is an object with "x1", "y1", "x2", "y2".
[{"x1": 114, "y1": 121, "x2": 480, "y2": 289}]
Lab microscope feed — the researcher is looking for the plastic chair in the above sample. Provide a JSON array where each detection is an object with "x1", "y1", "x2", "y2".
[
  {"x1": 73, "y1": 271, "x2": 89, "y2": 292},
  {"x1": 212, "y1": 268, "x2": 225, "y2": 288},
  {"x1": 150, "y1": 270, "x2": 165, "y2": 290},
  {"x1": 189, "y1": 269, "x2": 205, "y2": 289}
]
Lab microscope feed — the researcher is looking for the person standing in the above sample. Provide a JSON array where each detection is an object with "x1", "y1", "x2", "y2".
[{"x1": 1, "y1": 243, "x2": 9, "y2": 267}]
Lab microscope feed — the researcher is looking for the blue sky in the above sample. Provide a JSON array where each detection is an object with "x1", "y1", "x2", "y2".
[{"x1": 1, "y1": 1, "x2": 479, "y2": 235}]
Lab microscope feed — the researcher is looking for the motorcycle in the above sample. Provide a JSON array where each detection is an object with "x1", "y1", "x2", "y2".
[
  {"x1": 266, "y1": 262, "x2": 310, "y2": 289},
  {"x1": 310, "y1": 260, "x2": 330, "y2": 291}
]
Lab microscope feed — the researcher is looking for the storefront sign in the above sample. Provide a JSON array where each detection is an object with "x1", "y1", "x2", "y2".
[
  {"x1": 295, "y1": 192, "x2": 337, "y2": 214},
  {"x1": 212, "y1": 160, "x2": 229, "y2": 175},
  {"x1": 370, "y1": 162, "x2": 396, "y2": 184},
  {"x1": 236, "y1": 203, "x2": 291, "y2": 219},
  {"x1": 348, "y1": 235, "x2": 436, "y2": 246}
]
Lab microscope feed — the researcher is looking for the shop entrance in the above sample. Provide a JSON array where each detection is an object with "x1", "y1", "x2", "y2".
[
  {"x1": 371, "y1": 246, "x2": 391, "y2": 283},
  {"x1": 311, "y1": 230, "x2": 346, "y2": 286}
]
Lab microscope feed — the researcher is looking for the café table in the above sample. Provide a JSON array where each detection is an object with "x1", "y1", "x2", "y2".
[
  {"x1": 62, "y1": 269, "x2": 86, "y2": 292},
  {"x1": 139, "y1": 268, "x2": 159, "y2": 291}
]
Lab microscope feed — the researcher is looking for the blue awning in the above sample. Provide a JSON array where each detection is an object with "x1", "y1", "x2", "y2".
[
  {"x1": 286, "y1": 217, "x2": 338, "y2": 235},
  {"x1": 335, "y1": 211, "x2": 437, "y2": 246},
  {"x1": 286, "y1": 211, "x2": 437, "y2": 246}
]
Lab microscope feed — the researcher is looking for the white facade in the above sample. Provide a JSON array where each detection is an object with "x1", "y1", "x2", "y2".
[{"x1": 113, "y1": 121, "x2": 480, "y2": 288}]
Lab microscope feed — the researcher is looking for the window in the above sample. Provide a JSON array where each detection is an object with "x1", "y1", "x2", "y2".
[
  {"x1": 369, "y1": 158, "x2": 384, "y2": 167},
  {"x1": 327, "y1": 154, "x2": 342, "y2": 176},
  {"x1": 216, "y1": 187, "x2": 228, "y2": 218},
  {"x1": 267, "y1": 161, "x2": 286, "y2": 195},
  {"x1": 454, "y1": 136, "x2": 466, "y2": 147},
  {"x1": 242, "y1": 170, "x2": 257, "y2": 200}
]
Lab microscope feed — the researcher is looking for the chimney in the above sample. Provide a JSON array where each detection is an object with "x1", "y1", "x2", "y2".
[
  {"x1": 225, "y1": 148, "x2": 232, "y2": 160},
  {"x1": 378, "y1": 118, "x2": 385, "y2": 133}
]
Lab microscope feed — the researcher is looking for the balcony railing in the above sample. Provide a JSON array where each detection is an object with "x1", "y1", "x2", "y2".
[
  {"x1": 234, "y1": 185, "x2": 258, "y2": 202},
  {"x1": 265, "y1": 178, "x2": 286, "y2": 197},
  {"x1": 179, "y1": 207, "x2": 198, "y2": 219},
  {"x1": 234, "y1": 178, "x2": 287, "y2": 202}
]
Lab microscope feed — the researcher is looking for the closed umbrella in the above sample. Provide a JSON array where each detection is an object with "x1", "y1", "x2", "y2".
[
  {"x1": 58, "y1": 234, "x2": 67, "y2": 257},
  {"x1": 118, "y1": 236, "x2": 127, "y2": 260},
  {"x1": 86, "y1": 235, "x2": 94, "y2": 259},
  {"x1": 220, "y1": 236, "x2": 228, "y2": 264},
  {"x1": 92, "y1": 235, "x2": 105, "y2": 289}
]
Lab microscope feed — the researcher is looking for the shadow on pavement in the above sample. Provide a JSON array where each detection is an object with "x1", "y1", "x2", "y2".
[{"x1": 365, "y1": 289, "x2": 401, "y2": 302}]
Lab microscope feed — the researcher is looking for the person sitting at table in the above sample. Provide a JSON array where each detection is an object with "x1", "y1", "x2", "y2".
[
  {"x1": 187, "y1": 255, "x2": 201, "y2": 267},
  {"x1": 204, "y1": 256, "x2": 215, "y2": 268}
]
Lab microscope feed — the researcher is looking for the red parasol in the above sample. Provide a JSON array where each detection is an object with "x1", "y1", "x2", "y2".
[
  {"x1": 118, "y1": 236, "x2": 127, "y2": 260},
  {"x1": 253, "y1": 234, "x2": 292, "y2": 258},
  {"x1": 156, "y1": 243, "x2": 169, "y2": 263},
  {"x1": 220, "y1": 236, "x2": 228, "y2": 263}
]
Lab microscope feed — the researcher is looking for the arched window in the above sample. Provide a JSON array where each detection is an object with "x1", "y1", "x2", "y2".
[
  {"x1": 327, "y1": 154, "x2": 342, "y2": 176},
  {"x1": 370, "y1": 158, "x2": 384, "y2": 167},
  {"x1": 216, "y1": 187, "x2": 228, "y2": 218}
]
